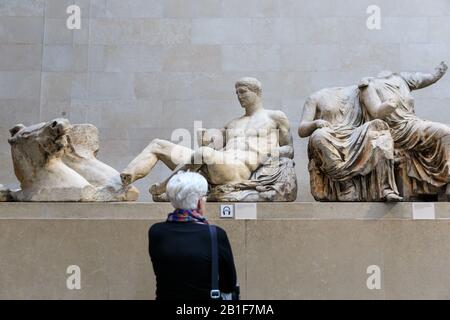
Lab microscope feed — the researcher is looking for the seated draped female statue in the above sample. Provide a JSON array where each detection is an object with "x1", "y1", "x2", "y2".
[
  {"x1": 121, "y1": 77, "x2": 297, "y2": 202},
  {"x1": 298, "y1": 85, "x2": 401, "y2": 202},
  {"x1": 359, "y1": 61, "x2": 450, "y2": 201}
]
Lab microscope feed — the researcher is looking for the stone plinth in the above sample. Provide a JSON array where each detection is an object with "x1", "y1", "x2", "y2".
[{"x1": 0, "y1": 202, "x2": 449, "y2": 299}]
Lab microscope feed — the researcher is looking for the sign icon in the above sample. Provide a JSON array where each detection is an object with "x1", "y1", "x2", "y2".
[{"x1": 220, "y1": 204, "x2": 234, "y2": 219}]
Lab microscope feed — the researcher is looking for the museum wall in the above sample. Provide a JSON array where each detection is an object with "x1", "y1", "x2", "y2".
[
  {"x1": 0, "y1": 0, "x2": 449, "y2": 201},
  {"x1": 1, "y1": 202, "x2": 450, "y2": 299}
]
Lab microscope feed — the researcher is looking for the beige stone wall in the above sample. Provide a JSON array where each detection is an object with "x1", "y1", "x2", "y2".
[
  {"x1": 1, "y1": 202, "x2": 450, "y2": 299},
  {"x1": 0, "y1": 0, "x2": 450, "y2": 201}
]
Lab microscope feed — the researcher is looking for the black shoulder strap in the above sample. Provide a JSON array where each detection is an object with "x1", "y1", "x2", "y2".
[{"x1": 209, "y1": 225, "x2": 220, "y2": 299}]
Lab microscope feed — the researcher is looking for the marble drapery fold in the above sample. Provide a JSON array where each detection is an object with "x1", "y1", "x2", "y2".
[
  {"x1": 301, "y1": 86, "x2": 400, "y2": 201},
  {"x1": 359, "y1": 70, "x2": 450, "y2": 199}
]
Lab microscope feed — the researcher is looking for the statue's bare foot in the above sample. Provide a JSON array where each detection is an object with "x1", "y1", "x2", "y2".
[
  {"x1": 150, "y1": 182, "x2": 166, "y2": 195},
  {"x1": 385, "y1": 193, "x2": 403, "y2": 202},
  {"x1": 120, "y1": 172, "x2": 134, "y2": 186}
]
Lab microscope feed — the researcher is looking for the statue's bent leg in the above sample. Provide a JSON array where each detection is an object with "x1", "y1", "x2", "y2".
[
  {"x1": 121, "y1": 139, "x2": 194, "y2": 185},
  {"x1": 200, "y1": 148, "x2": 252, "y2": 185},
  {"x1": 424, "y1": 121, "x2": 450, "y2": 190},
  {"x1": 445, "y1": 134, "x2": 450, "y2": 183},
  {"x1": 422, "y1": 121, "x2": 450, "y2": 138},
  {"x1": 419, "y1": 121, "x2": 450, "y2": 182},
  {"x1": 150, "y1": 147, "x2": 248, "y2": 195},
  {"x1": 149, "y1": 146, "x2": 216, "y2": 195},
  {"x1": 379, "y1": 159, "x2": 402, "y2": 202},
  {"x1": 309, "y1": 129, "x2": 346, "y2": 169}
]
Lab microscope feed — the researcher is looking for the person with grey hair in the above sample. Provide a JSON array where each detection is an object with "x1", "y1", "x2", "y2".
[{"x1": 148, "y1": 171, "x2": 237, "y2": 300}]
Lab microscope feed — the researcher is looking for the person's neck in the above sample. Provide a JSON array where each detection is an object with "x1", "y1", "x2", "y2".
[{"x1": 244, "y1": 102, "x2": 263, "y2": 116}]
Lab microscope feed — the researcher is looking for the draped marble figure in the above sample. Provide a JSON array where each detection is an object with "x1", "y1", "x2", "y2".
[
  {"x1": 121, "y1": 77, "x2": 297, "y2": 202},
  {"x1": 298, "y1": 85, "x2": 402, "y2": 202},
  {"x1": 359, "y1": 62, "x2": 450, "y2": 200}
]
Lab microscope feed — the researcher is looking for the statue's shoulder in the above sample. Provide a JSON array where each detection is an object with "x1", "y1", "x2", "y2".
[
  {"x1": 306, "y1": 88, "x2": 337, "y2": 103},
  {"x1": 224, "y1": 115, "x2": 243, "y2": 128},
  {"x1": 267, "y1": 109, "x2": 289, "y2": 125},
  {"x1": 315, "y1": 86, "x2": 356, "y2": 96},
  {"x1": 306, "y1": 90, "x2": 322, "y2": 100},
  {"x1": 267, "y1": 109, "x2": 285, "y2": 117}
]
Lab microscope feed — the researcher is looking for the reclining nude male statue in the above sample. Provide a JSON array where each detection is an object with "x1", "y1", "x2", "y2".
[
  {"x1": 299, "y1": 85, "x2": 402, "y2": 202},
  {"x1": 121, "y1": 77, "x2": 298, "y2": 202},
  {"x1": 359, "y1": 62, "x2": 450, "y2": 201},
  {"x1": 4, "y1": 118, "x2": 139, "y2": 202}
]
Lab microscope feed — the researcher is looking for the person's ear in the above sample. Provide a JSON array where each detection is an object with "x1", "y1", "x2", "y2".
[{"x1": 197, "y1": 197, "x2": 206, "y2": 214}]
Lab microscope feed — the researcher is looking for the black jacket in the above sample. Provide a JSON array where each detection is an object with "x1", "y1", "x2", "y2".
[{"x1": 148, "y1": 221, "x2": 237, "y2": 300}]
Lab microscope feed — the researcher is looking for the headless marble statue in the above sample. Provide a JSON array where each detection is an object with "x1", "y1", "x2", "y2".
[
  {"x1": 121, "y1": 77, "x2": 297, "y2": 202},
  {"x1": 299, "y1": 85, "x2": 401, "y2": 201},
  {"x1": 359, "y1": 62, "x2": 450, "y2": 201}
]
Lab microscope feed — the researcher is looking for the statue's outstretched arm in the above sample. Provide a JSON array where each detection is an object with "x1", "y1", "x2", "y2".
[{"x1": 400, "y1": 61, "x2": 448, "y2": 90}]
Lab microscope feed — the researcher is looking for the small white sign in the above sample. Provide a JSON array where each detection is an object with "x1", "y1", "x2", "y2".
[
  {"x1": 220, "y1": 204, "x2": 234, "y2": 219},
  {"x1": 235, "y1": 203, "x2": 257, "y2": 220},
  {"x1": 412, "y1": 203, "x2": 435, "y2": 220}
]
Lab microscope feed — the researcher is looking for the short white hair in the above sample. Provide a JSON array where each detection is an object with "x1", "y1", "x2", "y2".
[{"x1": 166, "y1": 171, "x2": 208, "y2": 210}]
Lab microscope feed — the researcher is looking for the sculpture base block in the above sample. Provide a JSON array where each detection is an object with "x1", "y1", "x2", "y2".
[{"x1": 0, "y1": 202, "x2": 449, "y2": 299}]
